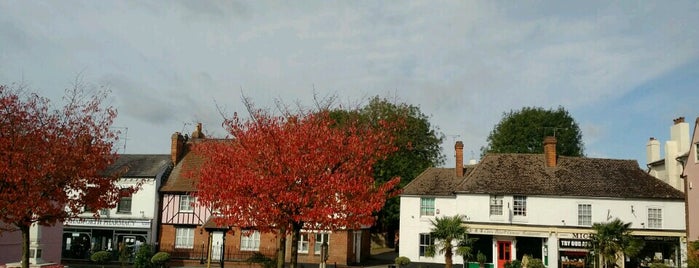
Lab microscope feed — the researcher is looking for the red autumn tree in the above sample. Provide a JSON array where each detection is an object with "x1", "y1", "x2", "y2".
[
  {"x1": 0, "y1": 83, "x2": 123, "y2": 268},
  {"x1": 194, "y1": 107, "x2": 401, "y2": 268}
]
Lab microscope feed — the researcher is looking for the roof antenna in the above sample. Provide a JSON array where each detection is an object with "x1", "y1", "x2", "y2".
[{"x1": 111, "y1": 126, "x2": 129, "y2": 153}]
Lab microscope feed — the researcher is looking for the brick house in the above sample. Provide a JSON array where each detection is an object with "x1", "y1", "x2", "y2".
[
  {"x1": 158, "y1": 123, "x2": 371, "y2": 266},
  {"x1": 400, "y1": 138, "x2": 686, "y2": 268}
]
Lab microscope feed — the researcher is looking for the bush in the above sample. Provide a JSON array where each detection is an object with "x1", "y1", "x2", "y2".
[
  {"x1": 91, "y1": 251, "x2": 112, "y2": 265},
  {"x1": 527, "y1": 258, "x2": 545, "y2": 268},
  {"x1": 649, "y1": 263, "x2": 670, "y2": 268},
  {"x1": 247, "y1": 252, "x2": 276, "y2": 268},
  {"x1": 151, "y1": 252, "x2": 171, "y2": 268},
  {"x1": 504, "y1": 260, "x2": 521, "y2": 268},
  {"x1": 395, "y1": 256, "x2": 411, "y2": 267},
  {"x1": 476, "y1": 251, "x2": 486, "y2": 264},
  {"x1": 134, "y1": 243, "x2": 154, "y2": 268}
]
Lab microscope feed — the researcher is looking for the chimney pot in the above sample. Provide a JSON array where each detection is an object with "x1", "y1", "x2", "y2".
[
  {"x1": 543, "y1": 136, "x2": 557, "y2": 167},
  {"x1": 674, "y1": 117, "x2": 685, "y2": 124},
  {"x1": 455, "y1": 141, "x2": 464, "y2": 177}
]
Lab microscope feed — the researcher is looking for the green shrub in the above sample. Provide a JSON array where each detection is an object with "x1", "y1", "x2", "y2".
[
  {"x1": 649, "y1": 263, "x2": 670, "y2": 268},
  {"x1": 504, "y1": 260, "x2": 521, "y2": 268},
  {"x1": 395, "y1": 256, "x2": 411, "y2": 267},
  {"x1": 527, "y1": 258, "x2": 545, "y2": 268},
  {"x1": 151, "y1": 252, "x2": 171, "y2": 268},
  {"x1": 476, "y1": 251, "x2": 486, "y2": 264},
  {"x1": 134, "y1": 243, "x2": 154, "y2": 268},
  {"x1": 247, "y1": 252, "x2": 276, "y2": 268},
  {"x1": 91, "y1": 251, "x2": 112, "y2": 266}
]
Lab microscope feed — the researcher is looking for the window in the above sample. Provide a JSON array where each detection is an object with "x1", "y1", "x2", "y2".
[
  {"x1": 175, "y1": 227, "x2": 195, "y2": 249},
  {"x1": 695, "y1": 143, "x2": 699, "y2": 162},
  {"x1": 578, "y1": 204, "x2": 592, "y2": 226},
  {"x1": 490, "y1": 195, "x2": 503, "y2": 216},
  {"x1": 179, "y1": 195, "x2": 195, "y2": 212},
  {"x1": 420, "y1": 198, "x2": 435, "y2": 216},
  {"x1": 419, "y1": 233, "x2": 432, "y2": 257},
  {"x1": 648, "y1": 208, "x2": 662, "y2": 228},
  {"x1": 240, "y1": 230, "x2": 260, "y2": 251},
  {"x1": 513, "y1": 196, "x2": 527, "y2": 216},
  {"x1": 314, "y1": 233, "x2": 329, "y2": 255},
  {"x1": 117, "y1": 189, "x2": 132, "y2": 214},
  {"x1": 298, "y1": 233, "x2": 309, "y2": 253}
]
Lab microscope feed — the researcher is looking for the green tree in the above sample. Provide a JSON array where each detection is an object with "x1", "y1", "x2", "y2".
[
  {"x1": 425, "y1": 215, "x2": 473, "y2": 268},
  {"x1": 331, "y1": 96, "x2": 445, "y2": 236},
  {"x1": 481, "y1": 106, "x2": 584, "y2": 157},
  {"x1": 590, "y1": 218, "x2": 644, "y2": 268}
]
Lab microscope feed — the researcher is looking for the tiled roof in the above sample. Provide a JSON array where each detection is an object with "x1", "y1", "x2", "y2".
[
  {"x1": 402, "y1": 166, "x2": 476, "y2": 196},
  {"x1": 103, "y1": 154, "x2": 171, "y2": 178},
  {"x1": 160, "y1": 139, "x2": 230, "y2": 193},
  {"x1": 404, "y1": 153, "x2": 684, "y2": 200},
  {"x1": 160, "y1": 146, "x2": 203, "y2": 193}
]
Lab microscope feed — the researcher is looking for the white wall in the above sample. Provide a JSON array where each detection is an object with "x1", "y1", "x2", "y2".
[{"x1": 399, "y1": 194, "x2": 685, "y2": 265}]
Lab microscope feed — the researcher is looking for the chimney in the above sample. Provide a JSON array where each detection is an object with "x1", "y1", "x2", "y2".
[
  {"x1": 673, "y1": 117, "x2": 685, "y2": 124},
  {"x1": 191, "y1": 122, "x2": 205, "y2": 139},
  {"x1": 455, "y1": 141, "x2": 464, "y2": 177},
  {"x1": 543, "y1": 136, "x2": 557, "y2": 167},
  {"x1": 171, "y1": 132, "x2": 184, "y2": 165},
  {"x1": 646, "y1": 137, "x2": 660, "y2": 164}
]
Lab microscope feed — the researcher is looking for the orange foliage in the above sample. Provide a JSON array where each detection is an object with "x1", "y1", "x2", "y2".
[{"x1": 193, "y1": 109, "x2": 402, "y2": 233}]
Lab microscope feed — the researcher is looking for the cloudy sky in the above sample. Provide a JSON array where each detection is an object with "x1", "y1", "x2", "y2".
[{"x1": 1, "y1": 1, "x2": 697, "y2": 167}]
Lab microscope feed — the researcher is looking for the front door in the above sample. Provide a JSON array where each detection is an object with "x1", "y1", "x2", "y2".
[
  {"x1": 353, "y1": 231, "x2": 362, "y2": 263},
  {"x1": 497, "y1": 241, "x2": 512, "y2": 268},
  {"x1": 211, "y1": 232, "x2": 223, "y2": 261}
]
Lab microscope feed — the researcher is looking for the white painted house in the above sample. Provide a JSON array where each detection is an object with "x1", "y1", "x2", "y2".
[
  {"x1": 61, "y1": 154, "x2": 171, "y2": 260},
  {"x1": 400, "y1": 138, "x2": 686, "y2": 268},
  {"x1": 647, "y1": 117, "x2": 691, "y2": 192}
]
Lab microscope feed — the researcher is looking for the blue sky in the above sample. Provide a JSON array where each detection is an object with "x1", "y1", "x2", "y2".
[{"x1": 1, "y1": 1, "x2": 697, "y2": 168}]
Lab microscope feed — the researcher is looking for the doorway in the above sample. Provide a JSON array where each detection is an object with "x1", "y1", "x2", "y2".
[
  {"x1": 211, "y1": 232, "x2": 223, "y2": 261},
  {"x1": 497, "y1": 241, "x2": 512, "y2": 268}
]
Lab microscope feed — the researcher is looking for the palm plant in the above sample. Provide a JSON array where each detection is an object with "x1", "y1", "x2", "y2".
[
  {"x1": 425, "y1": 214, "x2": 472, "y2": 268},
  {"x1": 590, "y1": 218, "x2": 644, "y2": 268}
]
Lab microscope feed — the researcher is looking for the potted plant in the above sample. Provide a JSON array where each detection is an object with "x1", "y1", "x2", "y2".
[
  {"x1": 395, "y1": 256, "x2": 411, "y2": 268},
  {"x1": 151, "y1": 252, "x2": 171, "y2": 268},
  {"x1": 91, "y1": 250, "x2": 112, "y2": 268},
  {"x1": 477, "y1": 251, "x2": 486, "y2": 268}
]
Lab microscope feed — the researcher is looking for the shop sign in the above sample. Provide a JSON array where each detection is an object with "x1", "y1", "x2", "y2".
[
  {"x1": 66, "y1": 218, "x2": 151, "y2": 229},
  {"x1": 641, "y1": 236, "x2": 678, "y2": 242},
  {"x1": 469, "y1": 228, "x2": 546, "y2": 237},
  {"x1": 559, "y1": 239, "x2": 590, "y2": 249}
]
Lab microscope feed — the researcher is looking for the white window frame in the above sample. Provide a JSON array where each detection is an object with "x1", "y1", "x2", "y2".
[
  {"x1": 648, "y1": 207, "x2": 662, "y2": 228},
  {"x1": 179, "y1": 195, "x2": 195, "y2": 212},
  {"x1": 314, "y1": 233, "x2": 330, "y2": 255},
  {"x1": 578, "y1": 204, "x2": 592, "y2": 226},
  {"x1": 298, "y1": 233, "x2": 309, "y2": 253},
  {"x1": 490, "y1": 195, "x2": 503, "y2": 216},
  {"x1": 420, "y1": 198, "x2": 435, "y2": 216},
  {"x1": 513, "y1": 195, "x2": 527, "y2": 216},
  {"x1": 419, "y1": 233, "x2": 432, "y2": 257},
  {"x1": 175, "y1": 227, "x2": 195, "y2": 249},
  {"x1": 117, "y1": 189, "x2": 132, "y2": 214},
  {"x1": 240, "y1": 230, "x2": 260, "y2": 251},
  {"x1": 695, "y1": 143, "x2": 699, "y2": 163}
]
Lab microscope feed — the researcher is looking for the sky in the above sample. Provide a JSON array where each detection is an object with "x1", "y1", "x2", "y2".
[{"x1": 1, "y1": 1, "x2": 697, "y2": 168}]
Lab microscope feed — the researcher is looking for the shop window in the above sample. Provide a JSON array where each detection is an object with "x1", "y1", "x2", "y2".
[
  {"x1": 314, "y1": 233, "x2": 329, "y2": 255},
  {"x1": 298, "y1": 233, "x2": 309, "y2": 253},
  {"x1": 117, "y1": 189, "x2": 132, "y2": 214},
  {"x1": 648, "y1": 208, "x2": 662, "y2": 228},
  {"x1": 513, "y1": 196, "x2": 527, "y2": 216},
  {"x1": 420, "y1": 198, "x2": 435, "y2": 216},
  {"x1": 175, "y1": 227, "x2": 194, "y2": 249},
  {"x1": 179, "y1": 195, "x2": 195, "y2": 212},
  {"x1": 240, "y1": 230, "x2": 260, "y2": 251},
  {"x1": 490, "y1": 195, "x2": 503, "y2": 216},
  {"x1": 577, "y1": 204, "x2": 591, "y2": 226},
  {"x1": 419, "y1": 233, "x2": 432, "y2": 257}
]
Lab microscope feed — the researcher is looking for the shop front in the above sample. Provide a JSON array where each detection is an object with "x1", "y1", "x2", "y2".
[
  {"x1": 558, "y1": 238, "x2": 591, "y2": 268},
  {"x1": 61, "y1": 218, "x2": 152, "y2": 260}
]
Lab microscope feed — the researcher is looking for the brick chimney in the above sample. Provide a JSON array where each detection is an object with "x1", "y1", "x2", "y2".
[
  {"x1": 171, "y1": 132, "x2": 184, "y2": 165},
  {"x1": 543, "y1": 136, "x2": 557, "y2": 167},
  {"x1": 191, "y1": 122, "x2": 205, "y2": 139},
  {"x1": 455, "y1": 141, "x2": 464, "y2": 177}
]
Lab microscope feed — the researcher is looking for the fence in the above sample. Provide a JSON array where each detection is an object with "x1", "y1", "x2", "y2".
[{"x1": 159, "y1": 243, "x2": 277, "y2": 262}]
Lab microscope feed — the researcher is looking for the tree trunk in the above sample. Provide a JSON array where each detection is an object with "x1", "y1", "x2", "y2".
[
  {"x1": 277, "y1": 225, "x2": 287, "y2": 268},
  {"x1": 445, "y1": 246, "x2": 453, "y2": 268},
  {"x1": 289, "y1": 223, "x2": 302, "y2": 268},
  {"x1": 20, "y1": 223, "x2": 30, "y2": 268}
]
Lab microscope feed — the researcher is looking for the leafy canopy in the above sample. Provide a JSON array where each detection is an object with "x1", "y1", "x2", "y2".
[
  {"x1": 0, "y1": 83, "x2": 124, "y2": 268},
  {"x1": 481, "y1": 106, "x2": 584, "y2": 157},
  {"x1": 194, "y1": 106, "x2": 402, "y2": 268},
  {"x1": 330, "y1": 96, "x2": 444, "y2": 231}
]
